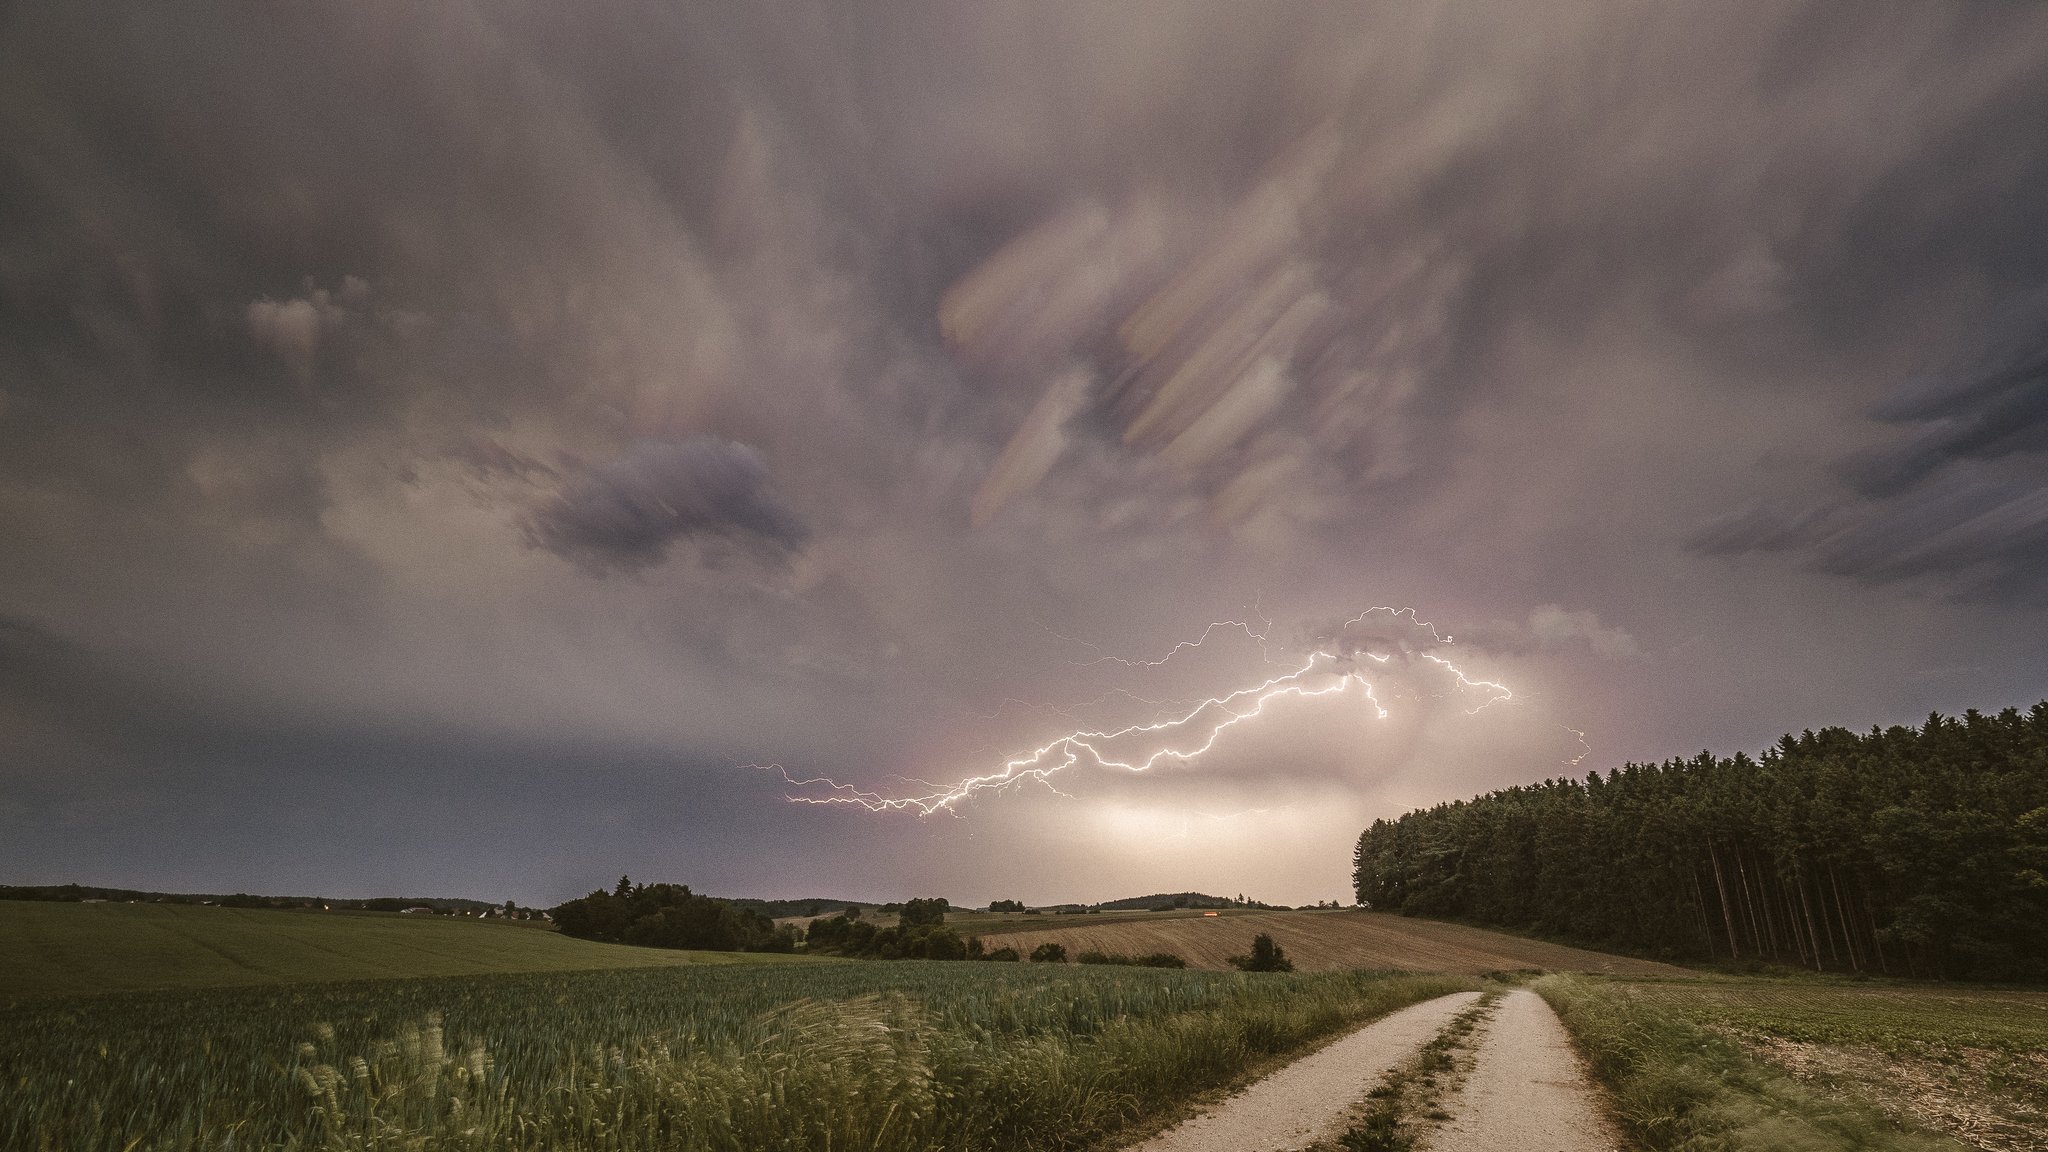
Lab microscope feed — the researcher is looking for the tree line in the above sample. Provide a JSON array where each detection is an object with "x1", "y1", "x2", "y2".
[
  {"x1": 551, "y1": 878, "x2": 798, "y2": 952},
  {"x1": 1353, "y1": 704, "x2": 2048, "y2": 980},
  {"x1": 0, "y1": 884, "x2": 527, "y2": 916}
]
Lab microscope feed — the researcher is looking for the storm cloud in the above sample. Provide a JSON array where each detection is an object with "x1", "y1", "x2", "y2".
[
  {"x1": 3, "y1": 3, "x2": 2047, "y2": 906},
  {"x1": 1689, "y1": 311, "x2": 2048, "y2": 602},
  {"x1": 527, "y1": 438, "x2": 808, "y2": 571}
]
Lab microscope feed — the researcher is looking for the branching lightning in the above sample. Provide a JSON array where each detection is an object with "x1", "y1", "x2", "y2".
[
  {"x1": 1561, "y1": 724, "x2": 1592, "y2": 767},
  {"x1": 751, "y1": 606, "x2": 1524, "y2": 816}
]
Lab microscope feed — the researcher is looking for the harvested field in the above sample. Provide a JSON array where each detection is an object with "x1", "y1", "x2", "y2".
[{"x1": 976, "y1": 909, "x2": 1682, "y2": 975}]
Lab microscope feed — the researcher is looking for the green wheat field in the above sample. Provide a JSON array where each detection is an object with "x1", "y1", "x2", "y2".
[{"x1": 0, "y1": 902, "x2": 1469, "y2": 1151}]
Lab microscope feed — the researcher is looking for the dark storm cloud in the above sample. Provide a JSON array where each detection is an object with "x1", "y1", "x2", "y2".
[
  {"x1": 1846, "y1": 323, "x2": 2048, "y2": 498},
  {"x1": 1691, "y1": 312, "x2": 2048, "y2": 603},
  {"x1": 1690, "y1": 473, "x2": 2048, "y2": 604},
  {"x1": 525, "y1": 438, "x2": 808, "y2": 571}
]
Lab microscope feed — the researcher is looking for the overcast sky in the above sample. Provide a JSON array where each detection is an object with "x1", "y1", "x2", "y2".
[{"x1": 4, "y1": 3, "x2": 2047, "y2": 907}]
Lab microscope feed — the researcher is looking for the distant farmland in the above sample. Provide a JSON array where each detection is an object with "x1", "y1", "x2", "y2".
[
  {"x1": 975, "y1": 909, "x2": 1684, "y2": 974},
  {"x1": 0, "y1": 900, "x2": 813, "y2": 998}
]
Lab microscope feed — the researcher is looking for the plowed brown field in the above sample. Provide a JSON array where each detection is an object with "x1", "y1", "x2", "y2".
[{"x1": 975, "y1": 910, "x2": 1682, "y2": 975}]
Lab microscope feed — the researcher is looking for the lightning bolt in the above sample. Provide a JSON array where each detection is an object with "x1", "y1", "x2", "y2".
[
  {"x1": 751, "y1": 606, "x2": 1523, "y2": 815},
  {"x1": 1417, "y1": 653, "x2": 1515, "y2": 713},
  {"x1": 1561, "y1": 724, "x2": 1592, "y2": 767},
  {"x1": 1044, "y1": 597, "x2": 1283, "y2": 669},
  {"x1": 1070, "y1": 617, "x2": 1275, "y2": 668}
]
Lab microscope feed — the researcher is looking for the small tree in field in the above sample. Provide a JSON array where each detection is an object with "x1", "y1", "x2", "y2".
[
  {"x1": 1227, "y1": 933, "x2": 1293, "y2": 972},
  {"x1": 1029, "y1": 941, "x2": 1068, "y2": 963}
]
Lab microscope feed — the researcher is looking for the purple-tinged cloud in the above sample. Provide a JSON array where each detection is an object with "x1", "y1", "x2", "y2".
[
  {"x1": 1694, "y1": 312, "x2": 2048, "y2": 602},
  {"x1": 526, "y1": 438, "x2": 807, "y2": 571}
]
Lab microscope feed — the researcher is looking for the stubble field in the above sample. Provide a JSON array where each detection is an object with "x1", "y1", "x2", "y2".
[{"x1": 972, "y1": 908, "x2": 1687, "y2": 975}]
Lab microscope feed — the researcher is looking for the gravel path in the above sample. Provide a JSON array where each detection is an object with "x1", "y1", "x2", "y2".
[
  {"x1": 1421, "y1": 988, "x2": 1621, "y2": 1152},
  {"x1": 1129, "y1": 992, "x2": 1482, "y2": 1152}
]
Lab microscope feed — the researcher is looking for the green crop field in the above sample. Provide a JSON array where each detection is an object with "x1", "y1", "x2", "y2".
[
  {"x1": 0, "y1": 958, "x2": 1472, "y2": 1151},
  {"x1": 0, "y1": 900, "x2": 810, "y2": 999}
]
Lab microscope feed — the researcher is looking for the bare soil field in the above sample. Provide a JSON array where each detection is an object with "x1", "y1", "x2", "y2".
[{"x1": 977, "y1": 909, "x2": 1683, "y2": 975}]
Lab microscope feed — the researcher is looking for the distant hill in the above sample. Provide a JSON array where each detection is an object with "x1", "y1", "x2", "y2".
[
  {"x1": 714, "y1": 896, "x2": 873, "y2": 918},
  {"x1": 0, "y1": 883, "x2": 519, "y2": 915},
  {"x1": 1094, "y1": 892, "x2": 1282, "y2": 911}
]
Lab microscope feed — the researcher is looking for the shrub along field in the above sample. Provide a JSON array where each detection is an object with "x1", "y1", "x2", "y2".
[
  {"x1": 0, "y1": 900, "x2": 806, "y2": 998},
  {"x1": 0, "y1": 960, "x2": 1473, "y2": 1152},
  {"x1": 1537, "y1": 974, "x2": 2048, "y2": 1152}
]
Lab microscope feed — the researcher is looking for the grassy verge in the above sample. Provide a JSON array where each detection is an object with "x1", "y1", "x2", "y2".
[
  {"x1": 1535, "y1": 974, "x2": 1974, "y2": 1151},
  {"x1": 1, "y1": 960, "x2": 1471, "y2": 1151}
]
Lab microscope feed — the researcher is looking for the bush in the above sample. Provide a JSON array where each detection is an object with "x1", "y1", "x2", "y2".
[
  {"x1": 1076, "y1": 950, "x2": 1187, "y2": 968},
  {"x1": 1029, "y1": 942, "x2": 1068, "y2": 964},
  {"x1": 984, "y1": 945, "x2": 1021, "y2": 962},
  {"x1": 1227, "y1": 933, "x2": 1294, "y2": 972}
]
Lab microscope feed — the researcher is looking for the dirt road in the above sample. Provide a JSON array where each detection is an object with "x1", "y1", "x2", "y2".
[
  {"x1": 1125, "y1": 987, "x2": 1619, "y2": 1152},
  {"x1": 1130, "y1": 992, "x2": 1482, "y2": 1152},
  {"x1": 1419, "y1": 988, "x2": 1620, "y2": 1152}
]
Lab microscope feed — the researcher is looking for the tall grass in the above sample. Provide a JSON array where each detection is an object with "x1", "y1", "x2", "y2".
[
  {"x1": 1534, "y1": 974, "x2": 1967, "y2": 1152},
  {"x1": 2, "y1": 961, "x2": 1471, "y2": 1151}
]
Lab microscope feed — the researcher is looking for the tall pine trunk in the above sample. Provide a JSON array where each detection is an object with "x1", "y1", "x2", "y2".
[
  {"x1": 1795, "y1": 867, "x2": 1826, "y2": 970},
  {"x1": 1860, "y1": 871, "x2": 1891, "y2": 976},
  {"x1": 1828, "y1": 865, "x2": 1861, "y2": 972},
  {"x1": 1708, "y1": 843, "x2": 1740, "y2": 958},
  {"x1": 1687, "y1": 865, "x2": 1717, "y2": 958}
]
